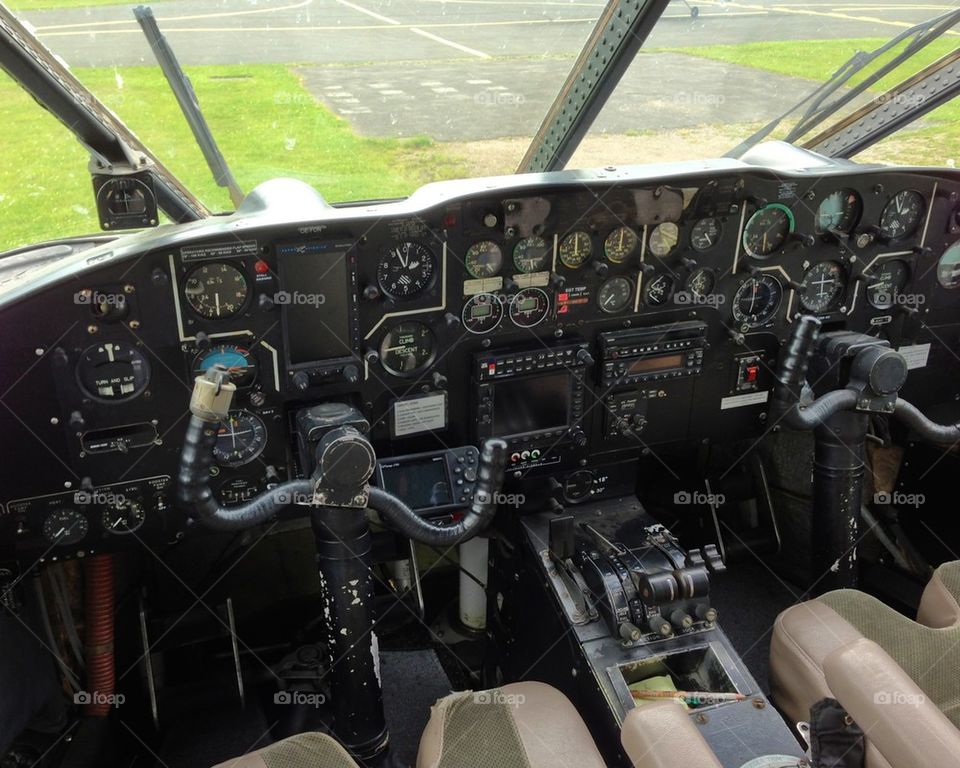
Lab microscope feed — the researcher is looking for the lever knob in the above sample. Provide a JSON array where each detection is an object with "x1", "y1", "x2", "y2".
[{"x1": 648, "y1": 614, "x2": 673, "y2": 638}]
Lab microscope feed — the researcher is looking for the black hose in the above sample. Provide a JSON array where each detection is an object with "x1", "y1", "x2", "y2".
[
  {"x1": 367, "y1": 438, "x2": 507, "y2": 546},
  {"x1": 781, "y1": 389, "x2": 860, "y2": 430},
  {"x1": 894, "y1": 399, "x2": 960, "y2": 444},
  {"x1": 176, "y1": 415, "x2": 313, "y2": 530}
]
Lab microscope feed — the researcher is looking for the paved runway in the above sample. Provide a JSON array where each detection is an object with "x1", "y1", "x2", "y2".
[{"x1": 17, "y1": 0, "x2": 955, "y2": 140}]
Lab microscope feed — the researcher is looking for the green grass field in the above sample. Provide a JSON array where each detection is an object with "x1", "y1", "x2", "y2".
[{"x1": 0, "y1": 65, "x2": 467, "y2": 252}]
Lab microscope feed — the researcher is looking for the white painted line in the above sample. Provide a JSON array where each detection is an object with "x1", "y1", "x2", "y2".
[
  {"x1": 420, "y1": 81, "x2": 443, "y2": 86},
  {"x1": 369, "y1": 82, "x2": 392, "y2": 88},
  {"x1": 335, "y1": 0, "x2": 401, "y2": 25},
  {"x1": 379, "y1": 89, "x2": 405, "y2": 95},
  {"x1": 411, "y1": 26, "x2": 491, "y2": 59},
  {"x1": 467, "y1": 79, "x2": 493, "y2": 85},
  {"x1": 431, "y1": 86, "x2": 458, "y2": 93}
]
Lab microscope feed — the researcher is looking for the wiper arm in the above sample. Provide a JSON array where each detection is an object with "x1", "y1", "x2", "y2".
[
  {"x1": 134, "y1": 6, "x2": 244, "y2": 208},
  {"x1": 727, "y1": 6, "x2": 960, "y2": 159}
]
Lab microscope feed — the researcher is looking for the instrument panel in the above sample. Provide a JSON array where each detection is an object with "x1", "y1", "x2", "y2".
[{"x1": 2, "y1": 146, "x2": 960, "y2": 563}]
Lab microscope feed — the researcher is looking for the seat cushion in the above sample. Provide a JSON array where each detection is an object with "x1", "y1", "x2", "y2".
[
  {"x1": 917, "y1": 561, "x2": 960, "y2": 629},
  {"x1": 771, "y1": 575, "x2": 960, "y2": 732},
  {"x1": 210, "y1": 732, "x2": 359, "y2": 768},
  {"x1": 417, "y1": 681, "x2": 605, "y2": 768}
]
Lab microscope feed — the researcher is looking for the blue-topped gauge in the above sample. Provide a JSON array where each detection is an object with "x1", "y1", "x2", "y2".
[{"x1": 192, "y1": 344, "x2": 258, "y2": 387}]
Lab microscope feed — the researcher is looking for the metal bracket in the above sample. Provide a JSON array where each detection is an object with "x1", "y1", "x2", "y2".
[
  {"x1": 806, "y1": 50, "x2": 960, "y2": 158},
  {"x1": 518, "y1": 0, "x2": 671, "y2": 173}
]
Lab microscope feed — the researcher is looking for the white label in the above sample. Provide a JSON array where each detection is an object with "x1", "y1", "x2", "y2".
[
  {"x1": 720, "y1": 390, "x2": 770, "y2": 410},
  {"x1": 898, "y1": 343, "x2": 930, "y2": 370},
  {"x1": 392, "y1": 393, "x2": 447, "y2": 437},
  {"x1": 463, "y1": 277, "x2": 503, "y2": 296}
]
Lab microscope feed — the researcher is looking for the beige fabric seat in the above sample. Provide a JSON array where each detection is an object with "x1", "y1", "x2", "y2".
[
  {"x1": 770, "y1": 561, "x2": 960, "y2": 768},
  {"x1": 213, "y1": 682, "x2": 606, "y2": 768}
]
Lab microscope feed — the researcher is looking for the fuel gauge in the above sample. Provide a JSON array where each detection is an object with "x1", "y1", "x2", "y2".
[{"x1": 42, "y1": 509, "x2": 88, "y2": 546}]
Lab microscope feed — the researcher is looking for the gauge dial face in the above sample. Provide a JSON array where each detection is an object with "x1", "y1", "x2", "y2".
[
  {"x1": 214, "y1": 410, "x2": 267, "y2": 467},
  {"x1": 43, "y1": 509, "x2": 88, "y2": 546},
  {"x1": 513, "y1": 236, "x2": 551, "y2": 273},
  {"x1": 649, "y1": 223, "x2": 679, "y2": 258},
  {"x1": 800, "y1": 261, "x2": 846, "y2": 313},
  {"x1": 379, "y1": 321, "x2": 436, "y2": 376},
  {"x1": 76, "y1": 342, "x2": 150, "y2": 402},
  {"x1": 464, "y1": 240, "x2": 503, "y2": 278},
  {"x1": 508, "y1": 288, "x2": 550, "y2": 328},
  {"x1": 937, "y1": 241, "x2": 960, "y2": 289},
  {"x1": 733, "y1": 275, "x2": 783, "y2": 327},
  {"x1": 816, "y1": 189, "x2": 862, "y2": 235},
  {"x1": 686, "y1": 267, "x2": 716, "y2": 299},
  {"x1": 193, "y1": 344, "x2": 257, "y2": 388},
  {"x1": 461, "y1": 293, "x2": 503, "y2": 334},
  {"x1": 101, "y1": 501, "x2": 145, "y2": 535},
  {"x1": 868, "y1": 260, "x2": 911, "y2": 308},
  {"x1": 643, "y1": 274, "x2": 675, "y2": 307},
  {"x1": 559, "y1": 231, "x2": 592, "y2": 269},
  {"x1": 604, "y1": 227, "x2": 638, "y2": 263},
  {"x1": 880, "y1": 190, "x2": 925, "y2": 240},
  {"x1": 377, "y1": 242, "x2": 436, "y2": 299},
  {"x1": 743, "y1": 204, "x2": 794, "y2": 258},
  {"x1": 597, "y1": 276, "x2": 633, "y2": 314},
  {"x1": 690, "y1": 217, "x2": 721, "y2": 251},
  {"x1": 183, "y1": 262, "x2": 248, "y2": 319}
]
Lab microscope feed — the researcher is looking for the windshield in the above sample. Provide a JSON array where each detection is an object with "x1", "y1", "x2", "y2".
[{"x1": 2, "y1": 0, "x2": 957, "y2": 253}]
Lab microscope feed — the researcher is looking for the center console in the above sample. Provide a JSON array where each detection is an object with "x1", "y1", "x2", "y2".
[{"x1": 489, "y1": 497, "x2": 805, "y2": 768}]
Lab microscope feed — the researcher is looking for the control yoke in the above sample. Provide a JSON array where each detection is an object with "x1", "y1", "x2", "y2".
[
  {"x1": 771, "y1": 315, "x2": 960, "y2": 442},
  {"x1": 176, "y1": 365, "x2": 508, "y2": 544},
  {"x1": 770, "y1": 316, "x2": 960, "y2": 592}
]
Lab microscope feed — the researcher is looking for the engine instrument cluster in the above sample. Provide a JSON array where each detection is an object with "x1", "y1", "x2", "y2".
[{"x1": 2, "y1": 147, "x2": 960, "y2": 563}]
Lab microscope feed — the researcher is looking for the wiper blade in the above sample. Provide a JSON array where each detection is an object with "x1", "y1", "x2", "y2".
[
  {"x1": 134, "y1": 6, "x2": 244, "y2": 208},
  {"x1": 727, "y1": 6, "x2": 960, "y2": 159}
]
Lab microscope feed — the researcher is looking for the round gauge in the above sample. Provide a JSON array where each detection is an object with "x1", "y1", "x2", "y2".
[
  {"x1": 192, "y1": 344, "x2": 257, "y2": 388},
  {"x1": 76, "y1": 341, "x2": 150, "y2": 402},
  {"x1": 559, "y1": 231, "x2": 592, "y2": 269},
  {"x1": 816, "y1": 189, "x2": 862, "y2": 235},
  {"x1": 379, "y1": 321, "x2": 436, "y2": 377},
  {"x1": 42, "y1": 509, "x2": 88, "y2": 546},
  {"x1": 868, "y1": 260, "x2": 911, "y2": 308},
  {"x1": 563, "y1": 469, "x2": 595, "y2": 504},
  {"x1": 508, "y1": 288, "x2": 550, "y2": 328},
  {"x1": 604, "y1": 226, "x2": 638, "y2": 263},
  {"x1": 690, "y1": 217, "x2": 722, "y2": 251},
  {"x1": 377, "y1": 242, "x2": 436, "y2": 299},
  {"x1": 800, "y1": 261, "x2": 846, "y2": 313},
  {"x1": 649, "y1": 222, "x2": 679, "y2": 258},
  {"x1": 732, "y1": 275, "x2": 783, "y2": 327},
  {"x1": 597, "y1": 276, "x2": 634, "y2": 314},
  {"x1": 743, "y1": 204, "x2": 795, "y2": 258},
  {"x1": 686, "y1": 267, "x2": 716, "y2": 299},
  {"x1": 464, "y1": 240, "x2": 503, "y2": 279},
  {"x1": 183, "y1": 262, "x2": 248, "y2": 319},
  {"x1": 880, "y1": 190, "x2": 925, "y2": 240},
  {"x1": 643, "y1": 274, "x2": 675, "y2": 307},
  {"x1": 937, "y1": 241, "x2": 960, "y2": 289},
  {"x1": 101, "y1": 501, "x2": 145, "y2": 535},
  {"x1": 513, "y1": 236, "x2": 551, "y2": 273},
  {"x1": 213, "y1": 410, "x2": 267, "y2": 468},
  {"x1": 461, "y1": 293, "x2": 504, "y2": 334}
]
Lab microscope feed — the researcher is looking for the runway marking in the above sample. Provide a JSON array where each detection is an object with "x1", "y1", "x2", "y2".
[
  {"x1": 335, "y1": 0, "x2": 400, "y2": 25},
  {"x1": 719, "y1": 0, "x2": 960, "y2": 34},
  {"x1": 32, "y1": 0, "x2": 316, "y2": 31}
]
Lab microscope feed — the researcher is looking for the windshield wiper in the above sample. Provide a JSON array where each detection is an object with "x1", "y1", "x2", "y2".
[
  {"x1": 134, "y1": 6, "x2": 245, "y2": 208},
  {"x1": 727, "y1": 6, "x2": 960, "y2": 159}
]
